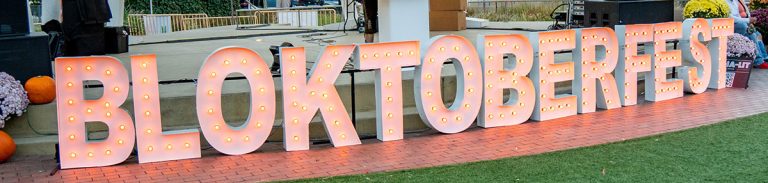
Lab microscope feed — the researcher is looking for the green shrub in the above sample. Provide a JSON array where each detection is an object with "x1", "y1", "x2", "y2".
[
  {"x1": 466, "y1": 2, "x2": 558, "y2": 22},
  {"x1": 126, "y1": 0, "x2": 238, "y2": 16}
]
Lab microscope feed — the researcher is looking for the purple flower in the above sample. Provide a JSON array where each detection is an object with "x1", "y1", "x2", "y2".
[
  {"x1": 0, "y1": 72, "x2": 29, "y2": 128},
  {"x1": 727, "y1": 34, "x2": 757, "y2": 58},
  {"x1": 754, "y1": 9, "x2": 768, "y2": 33}
]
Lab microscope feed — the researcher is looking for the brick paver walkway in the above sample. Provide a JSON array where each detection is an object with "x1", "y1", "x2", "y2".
[{"x1": 2, "y1": 70, "x2": 768, "y2": 183}]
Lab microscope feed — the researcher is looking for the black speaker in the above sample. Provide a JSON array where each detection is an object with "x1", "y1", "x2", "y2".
[
  {"x1": 0, "y1": 32, "x2": 52, "y2": 83},
  {"x1": 0, "y1": 0, "x2": 30, "y2": 37},
  {"x1": 104, "y1": 26, "x2": 129, "y2": 54},
  {"x1": 584, "y1": 0, "x2": 674, "y2": 28}
]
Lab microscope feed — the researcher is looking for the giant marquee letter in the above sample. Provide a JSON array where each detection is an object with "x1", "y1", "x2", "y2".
[
  {"x1": 196, "y1": 47, "x2": 276, "y2": 155},
  {"x1": 55, "y1": 57, "x2": 136, "y2": 169},
  {"x1": 355, "y1": 41, "x2": 421, "y2": 141},
  {"x1": 615, "y1": 24, "x2": 654, "y2": 106},
  {"x1": 680, "y1": 18, "x2": 713, "y2": 94},
  {"x1": 647, "y1": 22, "x2": 684, "y2": 101},
  {"x1": 415, "y1": 35, "x2": 483, "y2": 133},
  {"x1": 709, "y1": 18, "x2": 734, "y2": 89},
  {"x1": 133, "y1": 55, "x2": 202, "y2": 162},
  {"x1": 529, "y1": 30, "x2": 577, "y2": 121},
  {"x1": 281, "y1": 45, "x2": 361, "y2": 151},
  {"x1": 573, "y1": 28, "x2": 621, "y2": 113},
  {"x1": 477, "y1": 34, "x2": 535, "y2": 128}
]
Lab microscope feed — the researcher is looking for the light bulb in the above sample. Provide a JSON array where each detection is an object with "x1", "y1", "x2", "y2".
[{"x1": 167, "y1": 144, "x2": 173, "y2": 150}]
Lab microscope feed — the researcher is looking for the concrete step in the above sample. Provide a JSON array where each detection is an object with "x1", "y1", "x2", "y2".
[{"x1": 12, "y1": 106, "x2": 429, "y2": 155}]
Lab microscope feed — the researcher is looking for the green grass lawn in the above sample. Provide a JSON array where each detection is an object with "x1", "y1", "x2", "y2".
[{"x1": 286, "y1": 113, "x2": 768, "y2": 182}]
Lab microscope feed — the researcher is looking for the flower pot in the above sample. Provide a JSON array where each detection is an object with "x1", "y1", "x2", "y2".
[
  {"x1": 725, "y1": 55, "x2": 755, "y2": 88},
  {"x1": 0, "y1": 130, "x2": 16, "y2": 163}
]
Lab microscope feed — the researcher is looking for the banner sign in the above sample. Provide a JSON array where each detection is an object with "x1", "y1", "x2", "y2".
[
  {"x1": 54, "y1": 19, "x2": 734, "y2": 169},
  {"x1": 725, "y1": 57, "x2": 753, "y2": 88}
]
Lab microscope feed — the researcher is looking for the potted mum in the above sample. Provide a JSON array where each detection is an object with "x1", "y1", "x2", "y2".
[
  {"x1": 726, "y1": 34, "x2": 757, "y2": 88},
  {"x1": 0, "y1": 72, "x2": 28, "y2": 163},
  {"x1": 683, "y1": 0, "x2": 731, "y2": 18},
  {"x1": 752, "y1": 9, "x2": 768, "y2": 44}
]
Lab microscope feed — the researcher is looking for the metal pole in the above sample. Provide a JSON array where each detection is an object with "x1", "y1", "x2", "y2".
[
  {"x1": 149, "y1": 0, "x2": 153, "y2": 14},
  {"x1": 350, "y1": 71, "x2": 357, "y2": 126}
]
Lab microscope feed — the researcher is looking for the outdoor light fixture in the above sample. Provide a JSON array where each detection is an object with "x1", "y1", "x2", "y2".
[
  {"x1": 529, "y1": 30, "x2": 578, "y2": 121},
  {"x1": 414, "y1": 35, "x2": 482, "y2": 134},
  {"x1": 573, "y1": 27, "x2": 621, "y2": 113},
  {"x1": 55, "y1": 57, "x2": 136, "y2": 169},
  {"x1": 355, "y1": 41, "x2": 420, "y2": 141},
  {"x1": 54, "y1": 18, "x2": 734, "y2": 169},
  {"x1": 196, "y1": 47, "x2": 276, "y2": 155},
  {"x1": 707, "y1": 18, "x2": 734, "y2": 89},
  {"x1": 131, "y1": 54, "x2": 202, "y2": 163},
  {"x1": 280, "y1": 45, "x2": 361, "y2": 151},
  {"x1": 615, "y1": 24, "x2": 654, "y2": 106},
  {"x1": 647, "y1": 22, "x2": 684, "y2": 102},
  {"x1": 680, "y1": 19, "x2": 713, "y2": 94},
  {"x1": 477, "y1": 34, "x2": 535, "y2": 128}
]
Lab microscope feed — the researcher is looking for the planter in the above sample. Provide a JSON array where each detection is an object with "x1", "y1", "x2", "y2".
[
  {"x1": 725, "y1": 55, "x2": 754, "y2": 88},
  {"x1": 0, "y1": 130, "x2": 15, "y2": 163}
]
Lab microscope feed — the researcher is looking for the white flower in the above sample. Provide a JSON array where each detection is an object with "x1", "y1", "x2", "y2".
[{"x1": 0, "y1": 72, "x2": 29, "y2": 128}]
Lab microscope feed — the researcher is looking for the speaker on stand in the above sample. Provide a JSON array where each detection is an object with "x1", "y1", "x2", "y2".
[
  {"x1": 0, "y1": 0, "x2": 52, "y2": 83},
  {"x1": 584, "y1": 0, "x2": 674, "y2": 28}
]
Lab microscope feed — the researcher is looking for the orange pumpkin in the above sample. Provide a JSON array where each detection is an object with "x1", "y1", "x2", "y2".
[
  {"x1": 0, "y1": 130, "x2": 15, "y2": 163},
  {"x1": 24, "y1": 76, "x2": 56, "y2": 104}
]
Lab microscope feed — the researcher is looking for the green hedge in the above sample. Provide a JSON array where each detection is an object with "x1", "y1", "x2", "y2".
[{"x1": 126, "y1": 0, "x2": 238, "y2": 16}]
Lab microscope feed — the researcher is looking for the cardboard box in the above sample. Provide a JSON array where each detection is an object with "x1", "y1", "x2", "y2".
[
  {"x1": 430, "y1": 0, "x2": 468, "y2": 11},
  {"x1": 429, "y1": 11, "x2": 467, "y2": 31}
]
